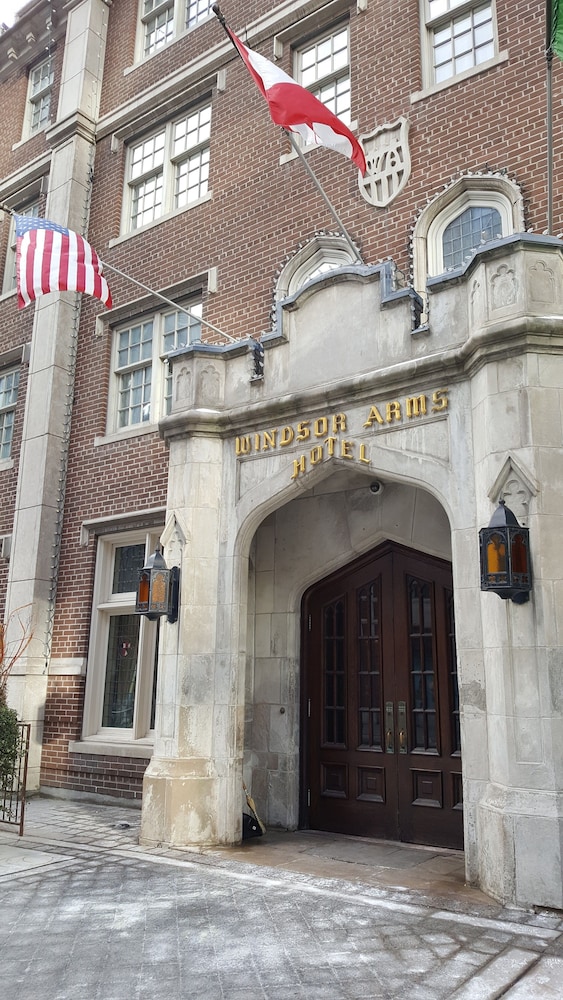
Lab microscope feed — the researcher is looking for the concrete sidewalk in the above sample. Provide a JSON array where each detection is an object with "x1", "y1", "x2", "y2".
[{"x1": 0, "y1": 796, "x2": 562, "y2": 999}]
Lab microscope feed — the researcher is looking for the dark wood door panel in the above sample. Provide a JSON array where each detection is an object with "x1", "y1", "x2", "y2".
[{"x1": 302, "y1": 542, "x2": 463, "y2": 850}]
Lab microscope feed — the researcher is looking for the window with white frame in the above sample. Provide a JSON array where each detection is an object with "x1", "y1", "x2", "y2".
[
  {"x1": 125, "y1": 103, "x2": 211, "y2": 231},
  {"x1": 110, "y1": 302, "x2": 202, "y2": 432},
  {"x1": 275, "y1": 235, "x2": 357, "y2": 301},
  {"x1": 2, "y1": 199, "x2": 41, "y2": 295},
  {"x1": 83, "y1": 531, "x2": 162, "y2": 741},
  {"x1": 140, "y1": 0, "x2": 213, "y2": 57},
  {"x1": 421, "y1": 0, "x2": 496, "y2": 88},
  {"x1": 441, "y1": 204, "x2": 502, "y2": 270},
  {"x1": 294, "y1": 23, "x2": 351, "y2": 131},
  {"x1": 411, "y1": 175, "x2": 524, "y2": 322},
  {"x1": 0, "y1": 367, "x2": 19, "y2": 460},
  {"x1": 25, "y1": 55, "x2": 54, "y2": 136}
]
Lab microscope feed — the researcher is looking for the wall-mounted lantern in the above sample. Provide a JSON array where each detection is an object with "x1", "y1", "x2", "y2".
[
  {"x1": 479, "y1": 499, "x2": 531, "y2": 604},
  {"x1": 135, "y1": 546, "x2": 179, "y2": 623}
]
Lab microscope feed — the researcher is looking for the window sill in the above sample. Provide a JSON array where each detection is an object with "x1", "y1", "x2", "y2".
[
  {"x1": 110, "y1": 192, "x2": 212, "y2": 247},
  {"x1": 94, "y1": 423, "x2": 161, "y2": 447},
  {"x1": 410, "y1": 51, "x2": 508, "y2": 104},
  {"x1": 69, "y1": 739, "x2": 153, "y2": 759},
  {"x1": 0, "y1": 458, "x2": 14, "y2": 472}
]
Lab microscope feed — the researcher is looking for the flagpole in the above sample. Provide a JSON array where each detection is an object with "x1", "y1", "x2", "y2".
[
  {"x1": 0, "y1": 202, "x2": 236, "y2": 342},
  {"x1": 283, "y1": 131, "x2": 363, "y2": 263},
  {"x1": 547, "y1": 0, "x2": 554, "y2": 234},
  {"x1": 212, "y1": 4, "x2": 364, "y2": 264},
  {"x1": 100, "y1": 260, "x2": 236, "y2": 341}
]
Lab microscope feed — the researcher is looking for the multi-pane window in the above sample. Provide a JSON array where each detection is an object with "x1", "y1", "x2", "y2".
[
  {"x1": 2, "y1": 200, "x2": 41, "y2": 295},
  {"x1": 442, "y1": 205, "x2": 502, "y2": 269},
  {"x1": 425, "y1": 1, "x2": 495, "y2": 85},
  {"x1": 112, "y1": 303, "x2": 202, "y2": 431},
  {"x1": 141, "y1": 0, "x2": 212, "y2": 57},
  {"x1": 84, "y1": 532, "x2": 161, "y2": 741},
  {"x1": 126, "y1": 104, "x2": 211, "y2": 230},
  {"x1": 26, "y1": 56, "x2": 54, "y2": 135},
  {"x1": 295, "y1": 25, "x2": 351, "y2": 125},
  {"x1": 0, "y1": 368, "x2": 19, "y2": 460}
]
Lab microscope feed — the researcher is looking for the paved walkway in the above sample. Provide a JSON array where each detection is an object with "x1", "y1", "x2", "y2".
[{"x1": 0, "y1": 796, "x2": 562, "y2": 999}]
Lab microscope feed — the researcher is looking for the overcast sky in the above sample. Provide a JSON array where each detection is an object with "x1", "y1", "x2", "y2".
[{"x1": 3, "y1": 1, "x2": 26, "y2": 28}]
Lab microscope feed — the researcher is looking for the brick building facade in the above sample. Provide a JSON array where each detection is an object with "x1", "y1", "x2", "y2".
[{"x1": 1, "y1": 0, "x2": 563, "y2": 909}]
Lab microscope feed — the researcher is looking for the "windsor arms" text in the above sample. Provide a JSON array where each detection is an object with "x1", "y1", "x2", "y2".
[{"x1": 234, "y1": 389, "x2": 449, "y2": 480}]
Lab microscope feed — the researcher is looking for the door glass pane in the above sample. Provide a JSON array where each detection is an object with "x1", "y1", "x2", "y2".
[
  {"x1": 408, "y1": 577, "x2": 438, "y2": 751},
  {"x1": 357, "y1": 580, "x2": 382, "y2": 748},
  {"x1": 112, "y1": 544, "x2": 145, "y2": 593},
  {"x1": 102, "y1": 615, "x2": 140, "y2": 728},
  {"x1": 323, "y1": 599, "x2": 346, "y2": 745}
]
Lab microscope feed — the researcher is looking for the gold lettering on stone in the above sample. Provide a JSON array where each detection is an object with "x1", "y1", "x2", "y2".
[
  {"x1": 406, "y1": 395, "x2": 427, "y2": 418},
  {"x1": 262, "y1": 429, "x2": 277, "y2": 450},
  {"x1": 386, "y1": 401, "x2": 402, "y2": 422},
  {"x1": 363, "y1": 405, "x2": 385, "y2": 427},
  {"x1": 431, "y1": 389, "x2": 449, "y2": 412},
  {"x1": 280, "y1": 426, "x2": 294, "y2": 446}
]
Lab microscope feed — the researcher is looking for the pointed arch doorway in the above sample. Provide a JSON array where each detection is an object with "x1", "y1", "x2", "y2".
[{"x1": 301, "y1": 542, "x2": 463, "y2": 850}]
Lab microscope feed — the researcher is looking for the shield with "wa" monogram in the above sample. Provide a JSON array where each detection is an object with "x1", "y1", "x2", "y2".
[{"x1": 358, "y1": 117, "x2": 411, "y2": 208}]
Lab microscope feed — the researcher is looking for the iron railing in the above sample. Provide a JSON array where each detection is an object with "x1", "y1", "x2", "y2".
[{"x1": 0, "y1": 722, "x2": 30, "y2": 836}]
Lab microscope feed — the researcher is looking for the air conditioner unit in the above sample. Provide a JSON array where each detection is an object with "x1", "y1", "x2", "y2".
[{"x1": 0, "y1": 535, "x2": 12, "y2": 559}]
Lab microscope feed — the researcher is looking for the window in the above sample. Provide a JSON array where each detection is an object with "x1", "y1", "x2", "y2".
[
  {"x1": 0, "y1": 368, "x2": 19, "y2": 460},
  {"x1": 140, "y1": 0, "x2": 213, "y2": 57},
  {"x1": 411, "y1": 174, "x2": 524, "y2": 322},
  {"x1": 110, "y1": 302, "x2": 202, "y2": 432},
  {"x1": 442, "y1": 205, "x2": 502, "y2": 269},
  {"x1": 2, "y1": 200, "x2": 41, "y2": 295},
  {"x1": 275, "y1": 235, "x2": 357, "y2": 302},
  {"x1": 421, "y1": 1, "x2": 496, "y2": 88},
  {"x1": 83, "y1": 531, "x2": 161, "y2": 742},
  {"x1": 294, "y1": 24, "x2": 351, "y2": 143},
  {"x1": 125, "y1": 103, "x2": 211, "y2": 231},
  {"x1": 25, "y1": 56, "x2": 54, "y2": 136}
]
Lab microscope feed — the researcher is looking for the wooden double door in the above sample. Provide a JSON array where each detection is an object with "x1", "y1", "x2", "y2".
[{"x1": 301, "y1": 543, "x2": 463, "y2": 850}]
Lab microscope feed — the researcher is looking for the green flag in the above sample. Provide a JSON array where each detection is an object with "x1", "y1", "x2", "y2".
[{"x1": 551, "y1": 0, "x2": 563, "y2": 59}]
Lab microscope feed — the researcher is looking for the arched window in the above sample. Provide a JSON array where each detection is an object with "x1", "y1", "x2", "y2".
[
  {"x1": 275, "y1": 235, "x2": 357, "y2": 302},
  {"x1": 442, "y1": 205, "x2": 503, "y2": 270},
  {"x1": 411, "y1": 175, "x2": 524, "y2": 319}
]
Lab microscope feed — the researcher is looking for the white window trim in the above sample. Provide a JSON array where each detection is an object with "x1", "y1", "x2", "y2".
[
  {"x1": 106, "y1": 300, "x2": 203, "y2": 437},
  {"x1": 121, "y1": 102, "x2": 211, "y2": 235},
  {"x1": 82, "y1": 528, "x2": 162, "y2": 747},
  {"x1": 412, "y1": 174, "x2": 525, "y2": 313},
  {"x1": 0, "y1": 365, "x2": 20, "y2": 462},
  {"x1": 23, "y1": 54, "x2": 54, "y2": 139},
  {"x1": 416, "y1": 0, "x2": 502, "y2": 98},
  {"x1": 276, "y1": 235, "x2": 357, "y2": 301},
  {"x1": 135, "y1": 0, "x2": 213, "y2": 63},
  {"x1": 428, "y1": 190, "x2": 513, "y2": 276},
  {"x1": 2, "y1": 197, "x2": 42, "y2": 296}
]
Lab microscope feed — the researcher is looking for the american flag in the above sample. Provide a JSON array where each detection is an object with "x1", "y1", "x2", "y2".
[{"x1": 15, "y1": 215, "x2": 112, "y2": 310}]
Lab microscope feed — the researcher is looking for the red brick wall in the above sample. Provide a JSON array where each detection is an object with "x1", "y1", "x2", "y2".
[{"x1": 40, "y1": 675, "x2": 147, "y2": 799}]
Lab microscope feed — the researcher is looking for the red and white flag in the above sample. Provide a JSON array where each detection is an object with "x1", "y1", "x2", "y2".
[
  {"x1": 15, "y1": 215, "x2": 112, "y2": 310},
  {"x1": 227, "y1": 28, "x2": 366, "y2": 175}
]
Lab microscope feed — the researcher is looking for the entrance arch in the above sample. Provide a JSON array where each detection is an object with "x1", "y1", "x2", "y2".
[{"x1": 301, "y1": 541, "x2": 462, "y2": 850}]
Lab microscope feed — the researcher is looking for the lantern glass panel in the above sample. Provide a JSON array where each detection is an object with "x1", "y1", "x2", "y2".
[{"x1": 486, "y1": 532, "x2": 507, "y2": 579}]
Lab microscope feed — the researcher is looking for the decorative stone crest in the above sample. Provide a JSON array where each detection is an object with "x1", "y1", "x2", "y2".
[{"x1": 358, "y1": 117, "x2": 411, "y2": 208}]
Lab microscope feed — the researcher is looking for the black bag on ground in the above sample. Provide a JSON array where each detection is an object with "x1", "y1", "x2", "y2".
[{"x1": 242, "y1": 811, "x2": 263, "y2": 839}]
